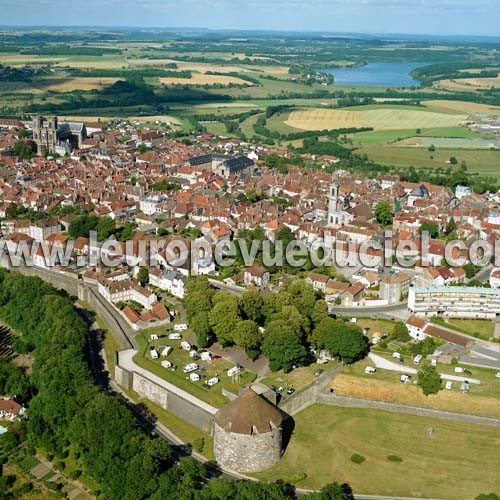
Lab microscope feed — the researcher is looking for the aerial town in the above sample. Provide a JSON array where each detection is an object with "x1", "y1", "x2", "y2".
[{"x1": 0, "y1": 10, "x2": 499, "y2": 500}]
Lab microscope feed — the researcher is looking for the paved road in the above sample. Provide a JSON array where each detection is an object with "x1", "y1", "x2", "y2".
[
  {"x1": 368, "y1": 353, "x2": 481, "y2": 384},
  {"x1": 330, "y1": 303, "x2": 409, "y2": 320},
  {"x1": 468, "y1": 264, "x2": 492, "y2": 284},
  {"x1": 368, "y1": 353, "x2": 417, "y2": 374}
]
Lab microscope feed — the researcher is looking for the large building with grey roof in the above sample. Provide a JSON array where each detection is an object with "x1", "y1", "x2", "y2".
[
  {"x1": 187, "y1": 153, "x2": 254, "y2": 179},
  {"x1": 32, "y1": 116, "x2": 87, "y2": 156}
]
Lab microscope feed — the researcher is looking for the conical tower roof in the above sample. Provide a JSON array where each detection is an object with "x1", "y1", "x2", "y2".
[{"x1": 215, "y1": 387, "x2": 282, "y2": 435}]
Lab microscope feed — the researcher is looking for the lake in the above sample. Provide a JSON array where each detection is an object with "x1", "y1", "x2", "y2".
[{"x1": 320, "y1": 62, "x2": 429, "y2": 87}]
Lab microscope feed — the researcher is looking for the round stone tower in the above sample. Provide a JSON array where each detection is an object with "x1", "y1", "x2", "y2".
[{"x1": 213, "y1": 387, "x2": 283, "y2": 472}]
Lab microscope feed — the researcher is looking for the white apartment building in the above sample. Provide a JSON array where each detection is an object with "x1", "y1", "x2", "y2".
[{"x1": 408, "y1": 286, "x2": 500, "y2": 319}]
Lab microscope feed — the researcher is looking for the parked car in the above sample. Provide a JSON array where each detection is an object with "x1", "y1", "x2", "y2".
[
  {"x1": 413, "y1": 354, "x2": 423, "y2": 365},
  {"x1": 445, "y1": 381, "x2": 453, "y2": 390},
  {"x1": 463, "y1": 369, "x2": 473, "y2": 376},
  {"x1": 168, "y1": 333, "x2": 182, "y2": 340},
  {"x1": 496, "y1": 372, "x2": 500, "y2": 379},
  {"x1": 286, "y1": 387, "x2": 295, "y2": 395},
  {"x1": 174, "y1": 323, "x2": 188, "y2": 331},
  {"x1": 365, "y1": 366, "x2": 376, "y2": 374},
  {"x1": 183, "y1": 363, "x2": 198, "y2": 373},
  {"x1": 207, "y1": 377, "x2": 219, "y2": 386},
  {"x1": 392, "y1": 352, "x2": 401, "y2": 359}
]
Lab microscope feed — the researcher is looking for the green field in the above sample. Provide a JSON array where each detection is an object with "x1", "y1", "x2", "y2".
[
  {"x1": 394, "y1": 136, "x2": 498, "y2": 150},
  {"x1": 240, "y1": 112, "x2": 264, "y2": 137},
  {"x1": 286, "y1": 106, "x2": 467, "y2": 131},
  {"x1": 254, "y1": 405, "x2": 500, "y2": 499},
  {"x1": 202, "y1": 121, "x2": 228, "y2": 136},
  {"x1": 345, "y1": 126, "x2": 480, "y2": 145},
  {"x1": 357, "y1": 143, "x2": 500, "y2": 177}
]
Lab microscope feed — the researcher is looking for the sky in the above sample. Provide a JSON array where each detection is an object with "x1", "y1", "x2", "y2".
[{"x1": 1, "y1": 0, "x2": 500, "y2": 37}]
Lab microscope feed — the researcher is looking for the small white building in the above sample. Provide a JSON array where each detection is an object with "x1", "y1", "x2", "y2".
[
  {"x1": 406, "y1": 315, "x2": 428, "y2": 341},
  {"x1": 0, "y1": 399, "x2": 25, "y2": 421},
  {"x1": 455, "y1": 185, "x2": 473, "y2": 199},
  {"x1": 490, "y1": 268, "x2": 500, "y2": 289}
]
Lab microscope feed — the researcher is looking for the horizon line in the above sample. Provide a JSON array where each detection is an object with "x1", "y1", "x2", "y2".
[{"x1": 0, "y1": 25, "x2": 499, "y2": 40}]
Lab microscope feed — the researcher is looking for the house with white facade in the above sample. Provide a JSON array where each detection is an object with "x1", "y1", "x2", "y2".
[{"x1": 98, "y1": 277, "x2": 157, "y2": 310}]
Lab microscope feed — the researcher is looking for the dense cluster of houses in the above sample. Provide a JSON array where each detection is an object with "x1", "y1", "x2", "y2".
[{"x1": 2, "y1": 117, "x2": 500, "y2": 319}]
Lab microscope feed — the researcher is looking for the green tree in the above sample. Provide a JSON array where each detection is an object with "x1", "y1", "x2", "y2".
[
  {"x1": 262, "y1": 320, "x2": 308, "y2": 372},
  {"x1": 410, "y1": 337, "x2": 437, "y2": 357},
  {"x1": 445, "y1": 216, "x2": 457, "y2": 235},
  {"x1": 137, "y1": 267, "x2": 149, "y2": 287},
  {"x1": 303, "y1": 482, "x2": 355, "y2": 500},
  {"x1": 209, "y1": 297, "x2": 240, "y2": 346},
  {"x1": 272, "y1": 305, "x2": 310, "y2": 339},
  {"x1": 419, "y1": 221, "x2": 439, "y2": 239},
  {"x1": 96, "y1": 216, "x2": 115, "y2": 241},
  {"x1": 190, "y1": 312, "x2": 211, "y2": 348},
  {"x1": 392, "y1": 322, "x2": 411, "y2": 342},
  {"x1": 311, "y1": 299, "x2": 329, "y2": 326},
  {"x1": 233, "y1": 320, "x2": 261, "y2": 352},
  {"x1": 239, "y1": 290, "x2": 264, "y2": 324},
  {"x1": 313, "y1": 318, "x2": 368, "y2": 364},
  {"x1": 13, "y1": 140, "x2": 36, "y2": 160},
  {"x1": 68, "y1": 215, "x2": 99, "y2": 239},
  {"x1": 276, "y1": 226, "x2": 295, "y2": 248},
  {"x1": 418, "y1": 364, "x2": 442, "y2": 395},
  {"x1": 475, "y1": 494, "x2": 500, "y2": 500},
  {"x1": 287, "y1": 280, "x2": 317, "y2": 319},
  {"x1": 374, "y1": 200, "x2": 393, "y2": 226},
  {"x1": 262, "y1": 291, "x2": 293, "y2": 322}
]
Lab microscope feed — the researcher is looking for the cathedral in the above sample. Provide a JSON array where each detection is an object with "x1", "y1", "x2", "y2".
[{"x1": 32, "y1": 116, "x2": 87, "y2": 156}]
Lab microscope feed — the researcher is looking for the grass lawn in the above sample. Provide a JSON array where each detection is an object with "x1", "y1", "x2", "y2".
[
  {"x1": 133, "y1": 331, "x2": 256, "y2": 408},
  {"x1": 333, "y1": 359, "x2": 500, "y2": 417},
  {"x1": 446, "y1": 319, "x2": 495, "y2": 340},
  {"x1": 260, "y1": 360, "x2": 338, "y2": 394},
  {"x1": 253, "y1": 405, "x2": 500, "y2": 499},
  {"x1": 353, "y1": 317, "x2": 396, "y2": 335}
]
